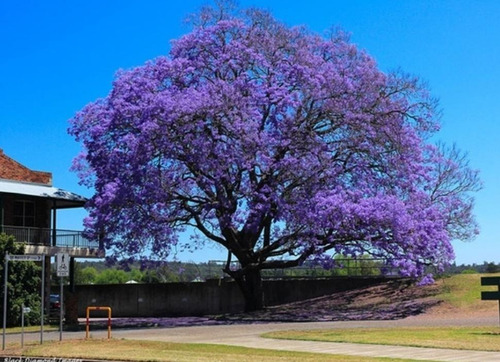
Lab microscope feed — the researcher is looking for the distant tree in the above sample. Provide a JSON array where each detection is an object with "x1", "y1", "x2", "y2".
[
  {"x1": 140, "y1": 262, "x2": 202, "y2": 282},
  {"x1": 69, "y1": 3, "x2": 481, "y2": 310},
  {"x1": 94, "y1": 269, "x2": 129, "y2": 284},
  {"x1": 460, "y1": 269, "x2": 478, "y2": 274},
  {"x1": 128, "y1": 268, "x2": 143, "y2": 282},
  {"x1": 140, "y1": 268, "x2": 180, "y2": 283},
  {"x1": 0, "y1": 233, "x2": 41, "y2": 327},
  {"x1": 333, "y1": 255, "x2": 382, "y2": 276},
  {"x1": 75, "y1": 266, "x2": 98, "y2": 285},
  {"x1": 485, "y1": 262, "x2": 499, "y2": 273}
]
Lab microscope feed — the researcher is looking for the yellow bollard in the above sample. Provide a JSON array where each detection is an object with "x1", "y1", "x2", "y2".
[{"x1": 86, "y1": 306, "x2": 112, "y2": 339}]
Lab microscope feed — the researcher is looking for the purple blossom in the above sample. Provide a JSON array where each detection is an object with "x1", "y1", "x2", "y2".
[{"x1": 68, "y1": 4, "x2": 481, "y2": 311}]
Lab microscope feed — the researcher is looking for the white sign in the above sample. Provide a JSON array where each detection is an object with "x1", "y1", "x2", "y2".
[
  {"x1": 56, "y1": 253, "x2": 70, "y2": 277},
  {"x1": 22, "y1": 307, "x2": 31, "y2": 314},
  {"x1": 6, "y1": 254, "x2": 43, "y2": 262}
]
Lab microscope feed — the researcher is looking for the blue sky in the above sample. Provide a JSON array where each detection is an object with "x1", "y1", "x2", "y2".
[{"x1": 1, "y1": 1, "x2": 499, "y2": 265}]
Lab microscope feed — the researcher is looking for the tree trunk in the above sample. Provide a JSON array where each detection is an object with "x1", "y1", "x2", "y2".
[
  {"x1": 64, "y1": 291, "x2": 79, "y2": 330},
  {"x1": 235, "y1": 268, "x2": 264, "y2": 312}
]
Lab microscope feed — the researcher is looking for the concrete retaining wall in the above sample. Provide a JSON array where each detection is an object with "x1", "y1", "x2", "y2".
[{"x1": 72, "y1": 277, "x2": 391, "y2": 317}]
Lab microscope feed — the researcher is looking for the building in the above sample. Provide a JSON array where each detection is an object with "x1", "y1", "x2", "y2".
[{"x1": 0, "y1": 148, "x2": 103, "y2": 261}]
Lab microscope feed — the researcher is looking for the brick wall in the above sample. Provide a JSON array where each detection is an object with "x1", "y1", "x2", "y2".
[{"x1": 0, "y1": 148, "x2": 52, "y2": 185}]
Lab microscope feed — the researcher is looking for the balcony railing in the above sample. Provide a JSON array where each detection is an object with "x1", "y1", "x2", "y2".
[{"x1": 0, "y1": 225, "x2": 100, "y2": 249}]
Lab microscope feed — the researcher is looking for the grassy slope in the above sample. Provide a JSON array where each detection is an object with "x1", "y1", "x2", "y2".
[{"x1": 435, "y1": 273, "x2": 500, "y2": 311}]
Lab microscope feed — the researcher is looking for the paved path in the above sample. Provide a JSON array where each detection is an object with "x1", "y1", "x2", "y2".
[
  {"x1": 112, "y1": 318, "x2": 500, "y2": 362},
  {"x1": 4, "y1": 315, "x2": 500, "y2": 361}
]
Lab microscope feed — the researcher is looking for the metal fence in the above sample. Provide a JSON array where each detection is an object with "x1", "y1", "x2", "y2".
[
  {"x1": 1, "y1": 225, "x2": 99, "y2": 249},
  {"x1": 206, "y1": 258, "x2": 401, "y2": 279}
]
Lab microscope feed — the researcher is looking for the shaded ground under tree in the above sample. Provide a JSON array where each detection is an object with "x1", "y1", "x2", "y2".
[{"x1": 85, "y1": 279, "x2": 441, "y2": 329}]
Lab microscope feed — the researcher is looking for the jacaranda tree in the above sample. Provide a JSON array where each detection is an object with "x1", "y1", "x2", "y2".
[{"x1": 69, "y1": 5, "x2": 481, "y2": 311}]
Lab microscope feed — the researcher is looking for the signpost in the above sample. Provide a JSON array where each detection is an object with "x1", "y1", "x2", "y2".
[
  {"x1": 21, "y1": 305, "x2": 31, "y2": 348},
  {"x1": 56, "y1": 253, "x2": 69, "y2": 341},
  {"x1": 56, "y1": 253, "x2": 70, "y2": 277},
  {"x1": 7, "y1": 255, "x2": 43, "y2": 262},
  {"x1": 2, "y1": 253, "x2": 45, "y2": 350},
  {"x1": 481, "y1": 276, "x2": 500, "y2": 327}
]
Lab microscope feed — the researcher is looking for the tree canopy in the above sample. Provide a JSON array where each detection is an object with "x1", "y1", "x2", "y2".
[
  {"x1": 0, "y1": 233, "x2": 41, "y2": 327},
  {"x1": 69, "y1": 4, "x2": 481, "y2": 310}
]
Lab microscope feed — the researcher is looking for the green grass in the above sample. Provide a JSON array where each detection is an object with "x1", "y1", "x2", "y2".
[
  {"x1": 264, "y1": 326, "x2": 500, "y2": 352},
  {"x1": 263, "y1": 273, "x2": 500, "y2": 352},
  {"x1": 0, "y1": 339, "x2": 413, "y2": 362},
  {"x1": 436, "y1": 273, "x2": 500, "y2": 309},
  {"x1": 4, "y1": 274, "x2": 499, "y2": 360}
]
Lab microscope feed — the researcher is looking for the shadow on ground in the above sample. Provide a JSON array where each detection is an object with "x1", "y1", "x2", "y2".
[{"x1": 81, "y1": 279, "x2": 441, "y2": 330}]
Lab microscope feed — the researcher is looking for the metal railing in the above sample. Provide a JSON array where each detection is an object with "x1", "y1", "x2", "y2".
[
  {"x1": 207, "y1": 258, "x2": 401, "y2": 279},
  {"x1": 0, "y1": 225, "x2": 100, "y2": 249}
]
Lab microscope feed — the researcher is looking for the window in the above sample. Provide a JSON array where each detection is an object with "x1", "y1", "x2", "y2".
[{"x1": 13, "y1": 200, "x2": 35, "y2": 227}]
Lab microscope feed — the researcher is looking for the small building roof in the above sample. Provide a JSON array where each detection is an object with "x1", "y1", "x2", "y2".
[{"x1": 0, "y1": 179, "x2": 87, "y2": 209}]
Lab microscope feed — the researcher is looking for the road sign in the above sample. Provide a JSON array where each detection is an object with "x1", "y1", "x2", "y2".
[
  {"x1": 481, "y1": 277, "x2": 500, "y2": 286},
  {"x1": 56, "y1": 253, "x2": 70, "y2": 277},
  {"x1": 6, "y1": 254, "x2": 43, "y2": 262},
  {"x1": 480, "y1": 276, "x2": 500, "y2": 327},
  {"x1": 482, "y1": 291, "x2": 500, "y2": 301}
]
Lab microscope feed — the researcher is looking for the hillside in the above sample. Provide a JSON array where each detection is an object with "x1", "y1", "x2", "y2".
[
  {"x1": 425, "y1": 273, "x2": 500, "y2": 318},
  {"x1": 216, "y1": 273, "x2": 500, "y2": 323}
]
